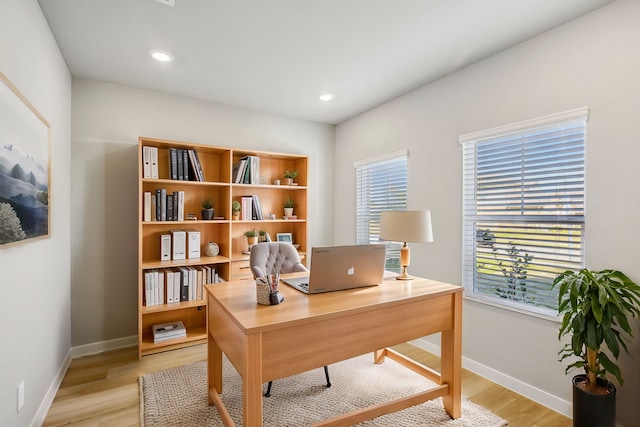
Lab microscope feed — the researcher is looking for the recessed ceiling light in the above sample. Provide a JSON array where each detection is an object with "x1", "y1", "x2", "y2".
[
  {"x1": 149, "y1": 50, "x2": 174, "y2": 63},
  {"x1": 153, "y1": 0, "x2": 175, "y2": 6},
  {"x1": 319, "y1": 93, "x2": 335, "y2": 102}
]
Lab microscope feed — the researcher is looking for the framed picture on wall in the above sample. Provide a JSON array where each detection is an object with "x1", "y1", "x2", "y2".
[
  {"x1": 276, "y1": 232, "x2": 292, "y2": 243},
  {"x1": 0, "y1": 71, "x2": 51, "y2": 247}
]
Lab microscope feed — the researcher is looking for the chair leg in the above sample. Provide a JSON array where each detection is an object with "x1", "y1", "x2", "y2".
[
  {"x1": 264, "y1": 366, "x2": 330, "y2": 398},
  {"x1": 324, "y1": 365, "x2": 331, "y2": 388}
]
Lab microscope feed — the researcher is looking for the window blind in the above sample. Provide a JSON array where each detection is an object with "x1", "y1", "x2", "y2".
[
  {"x1": 461, "y1": 108, "x2": 587, "y2": 317},
  {"x1": 355, "y1": 151, "x2": 408, "y2": 272}
]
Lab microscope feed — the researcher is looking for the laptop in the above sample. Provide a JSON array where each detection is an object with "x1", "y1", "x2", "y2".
[{"x1": 283, "y1": 244, "x2": 387, "y2": 294}]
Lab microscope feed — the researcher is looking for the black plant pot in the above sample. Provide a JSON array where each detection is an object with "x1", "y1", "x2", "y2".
[
  {"x1": 201, "y1": 208, "x2": 214, "y2": 220},
  {"x1": 572, "y1": 374, "x2": 616, "y2": 427}
]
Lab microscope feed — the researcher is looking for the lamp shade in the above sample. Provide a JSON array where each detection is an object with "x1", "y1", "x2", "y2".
[{"x1": 380, "y1": 210, "x2": 433, "y2": 243}]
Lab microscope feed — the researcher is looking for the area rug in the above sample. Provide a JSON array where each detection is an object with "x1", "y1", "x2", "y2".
[{"x1": 140, "y1": 354, "x2": 508, "y2": 426}]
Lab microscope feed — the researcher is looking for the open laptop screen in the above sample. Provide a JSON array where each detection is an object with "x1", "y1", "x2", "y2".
[{"x1": 283, "y1": 244, "x2": 386, "y2": 294}]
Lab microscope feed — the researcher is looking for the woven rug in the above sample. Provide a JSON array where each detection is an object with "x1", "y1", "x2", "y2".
[{"x1": 140, "y1": 354, "x2": 508, "y2": 426}]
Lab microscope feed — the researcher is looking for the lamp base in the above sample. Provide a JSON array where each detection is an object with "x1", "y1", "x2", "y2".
[
  {"x1": 395, "y1": 266, "x2": 413, "y2": 280},
  {"x1": 395, "y1": 243, "x2": 413, "y2": 280}
]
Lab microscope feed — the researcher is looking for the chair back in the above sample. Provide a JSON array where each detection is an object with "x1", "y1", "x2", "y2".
[{"x1": 249, "y1": 242, "x2": 308, "y2": 278}]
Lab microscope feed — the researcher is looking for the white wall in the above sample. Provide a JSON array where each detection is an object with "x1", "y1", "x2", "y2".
[
  {"x1": 335, "y1": 0, "x2": 640, "y2": 425},
  {"x1": 70, "y1": 78, "x2": 335, "y2": 346},
  {"x1": 0, "y1": 1, "x2": 71, "y2": 426}
]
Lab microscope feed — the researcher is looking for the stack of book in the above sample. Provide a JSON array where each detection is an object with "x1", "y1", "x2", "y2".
[{"x1": 152, "y1": 321, "x2": 186, "y2": 343}]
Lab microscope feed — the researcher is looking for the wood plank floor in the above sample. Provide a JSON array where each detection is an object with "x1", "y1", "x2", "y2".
[{"x1": 42, "y1": 342, "x2": 571, "y2": 426}]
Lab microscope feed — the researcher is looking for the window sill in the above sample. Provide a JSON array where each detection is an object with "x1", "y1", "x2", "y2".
[{"x1": 463, "y1": 294, "x2": 561, "y2": 323}]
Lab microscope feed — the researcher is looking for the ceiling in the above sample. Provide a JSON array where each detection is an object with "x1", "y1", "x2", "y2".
[{"x1": 37, "y1": 0, "x2": 613, "y2": 125}]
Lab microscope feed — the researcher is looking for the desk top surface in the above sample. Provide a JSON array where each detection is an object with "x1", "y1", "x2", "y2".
[{"x1": 205, "y1": 273, "x2": 462, "y2": 334}]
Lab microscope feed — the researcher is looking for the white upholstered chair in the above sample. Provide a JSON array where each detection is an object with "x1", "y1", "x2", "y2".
[
  {"x1": 248, "y1": 241, "x2": 308, "y2": 279},
  {"x1": 249, "y1": 242, "x2": 331, "y2": 397}
]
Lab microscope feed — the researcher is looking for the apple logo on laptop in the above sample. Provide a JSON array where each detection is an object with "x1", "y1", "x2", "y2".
[{"x1": 347, "y1": 266, "x2": 355, "y2": 275}]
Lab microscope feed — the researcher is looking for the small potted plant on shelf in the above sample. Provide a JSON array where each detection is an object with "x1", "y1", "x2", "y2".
[
  {"x1": 553, "y1": 268, "x2": 640, "y2": 426},
  {"x1": 284, "y1": 170, "x2": 298, "y2": 185},
  {"x1": 283, "y1": 197, "x2": 295, "y2": 217},
  {"x1": 232, "y1": 200, "x2": 241, "y2": 220},
  {"x1": 201, "y1": 198, "x2": 214, "y2": 220},
  {"x1": 244, "y1": 230, "x2": 258, "y2": 248}
]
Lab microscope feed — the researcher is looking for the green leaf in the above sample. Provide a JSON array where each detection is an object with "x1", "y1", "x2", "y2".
[
  {"x1": 571, "y1": 333, "x2": 583, "y2": 355},
  {"x1": 598, "y1": 283, "x2": 608, "y2": 306},
  {"x1": 599, "y1": 352, "x2": 623, "y2": 385},
  {"x1": 602, "y1": 327, "x2": 620, "y2": 358},
  {"x1": 591, "y1": 297, "x2": 603, "y2": 323}
]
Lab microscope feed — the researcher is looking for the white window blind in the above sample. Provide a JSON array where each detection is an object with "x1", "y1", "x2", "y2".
[
  {"x1": 461, "y1": 108, "x2": 588, "y2": 317},
  {"x1": 355, "y1": 151, "x2": 408, "y2": 272}
]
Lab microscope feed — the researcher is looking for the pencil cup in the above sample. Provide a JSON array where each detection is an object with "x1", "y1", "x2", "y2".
[
  {"x1": 256, "y1": 279, "x2": 284, "y2": 305},
  {"x1": 256, "y1": 281, "x2": 272, "y2": 305}
]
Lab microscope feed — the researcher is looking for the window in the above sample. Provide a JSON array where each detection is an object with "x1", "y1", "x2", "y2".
[
  {"x1": 461, "y1": 107, "x2": 588, "y2": 317},
  {"x1": 355, "y1": 150, "x2": 408, "y2": 272}
]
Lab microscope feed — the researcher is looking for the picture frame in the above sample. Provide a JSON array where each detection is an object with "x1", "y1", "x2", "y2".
[
  {"x1": 0, "y1": 71, "x2": 51, "y2": 247},
  {"x1": 276, "y1": 232, "x2": 293, "y2": 243}
]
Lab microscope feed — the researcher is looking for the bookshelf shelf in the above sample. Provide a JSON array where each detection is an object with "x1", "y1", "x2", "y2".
[
  {"x1": 141, "y1": 255, "x2": 231, "y2": 269},
  {"x1": 141, "y1": 300, "x2": 207, "y2": 315},
  {"x1": 140, "y1": 325, "x2": 207, "y2": 354},
  {"x1": 137, "y1": 136, "x2": 308, "y2": 358}
]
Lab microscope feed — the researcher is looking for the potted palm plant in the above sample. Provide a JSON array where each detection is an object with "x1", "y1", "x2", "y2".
[{"x1": 553, "y1": 269, "x2": 640, "y2": 426}]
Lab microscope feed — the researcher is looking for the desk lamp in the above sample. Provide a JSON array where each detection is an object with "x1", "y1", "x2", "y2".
[{"x1": 380, "y1": 210, "x2": 433, "y2": 280}]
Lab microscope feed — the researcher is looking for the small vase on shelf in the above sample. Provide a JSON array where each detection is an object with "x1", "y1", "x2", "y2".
[{"x1": 205, "y1": 242, "x2": 219, "y2": 257}]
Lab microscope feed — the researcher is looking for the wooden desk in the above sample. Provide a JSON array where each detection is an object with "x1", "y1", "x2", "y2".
[{"x1": 205, "y1": 274, "x2": 462, "y2": 426}]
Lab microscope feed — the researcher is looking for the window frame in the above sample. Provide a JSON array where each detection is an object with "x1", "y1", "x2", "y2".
[{"x1": 460, "y1": 107, "x2": 588, "y2": 319}]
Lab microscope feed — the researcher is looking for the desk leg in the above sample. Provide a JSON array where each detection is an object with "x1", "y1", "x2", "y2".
[
  {"x1": 243, "y1": 333, "x2": 263, "y2": 427},
  {"x1": 208, "y1": 335, "x2": 222, "y2": 405},
  {"x1": 440, "y1": 291, "x2": 462, "y2": 419}
]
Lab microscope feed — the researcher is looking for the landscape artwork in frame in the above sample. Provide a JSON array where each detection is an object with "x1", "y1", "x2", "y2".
[{"x1": 0, "y1": 71, "x2": 51, "y2": 247}]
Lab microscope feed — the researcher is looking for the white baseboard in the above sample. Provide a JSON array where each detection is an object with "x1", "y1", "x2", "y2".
[
  {"x1": 31, "y1": 349, "x2": 72, "y2": 427},
  {"x1": 31, "y1": 335, "x2": 138, "y2": 427},
  {"x1": 410, "y1": 338, "x2": 573, "y2": 419},
  {"x1": 69, "y1": 335, "x2": 137, "y2": 358}
]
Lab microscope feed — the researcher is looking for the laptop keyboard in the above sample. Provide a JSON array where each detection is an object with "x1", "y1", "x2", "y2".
[{"x1": 300, "y1": 282, "x2": 309, "y2": 290}]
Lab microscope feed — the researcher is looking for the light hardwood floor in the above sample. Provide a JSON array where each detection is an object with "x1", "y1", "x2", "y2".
[{"x1": 43, "y1": 342, "x2": 571, "y2": 426}]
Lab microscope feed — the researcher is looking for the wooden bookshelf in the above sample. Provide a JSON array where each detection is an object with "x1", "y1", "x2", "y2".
[{"x1": 137, "y1": 137, "x2": 308, "y2": 358}]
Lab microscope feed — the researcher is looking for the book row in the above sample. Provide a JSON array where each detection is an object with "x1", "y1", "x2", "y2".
[
  {"x1": 144, "y1": 265, "x2": 222, "y2": 306},
  {"x1": 143, "y1": 190, "x2": 185, "y2": 222},
  {"x1": 241, "y1": 194, "x2": 265, "y2": 220},
  {"x1": 141, "y1": 146, "x2": 205, "y2": 182},
  {"x1": 232, "y1": 155, "x2": 260, "y2": 184}
]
